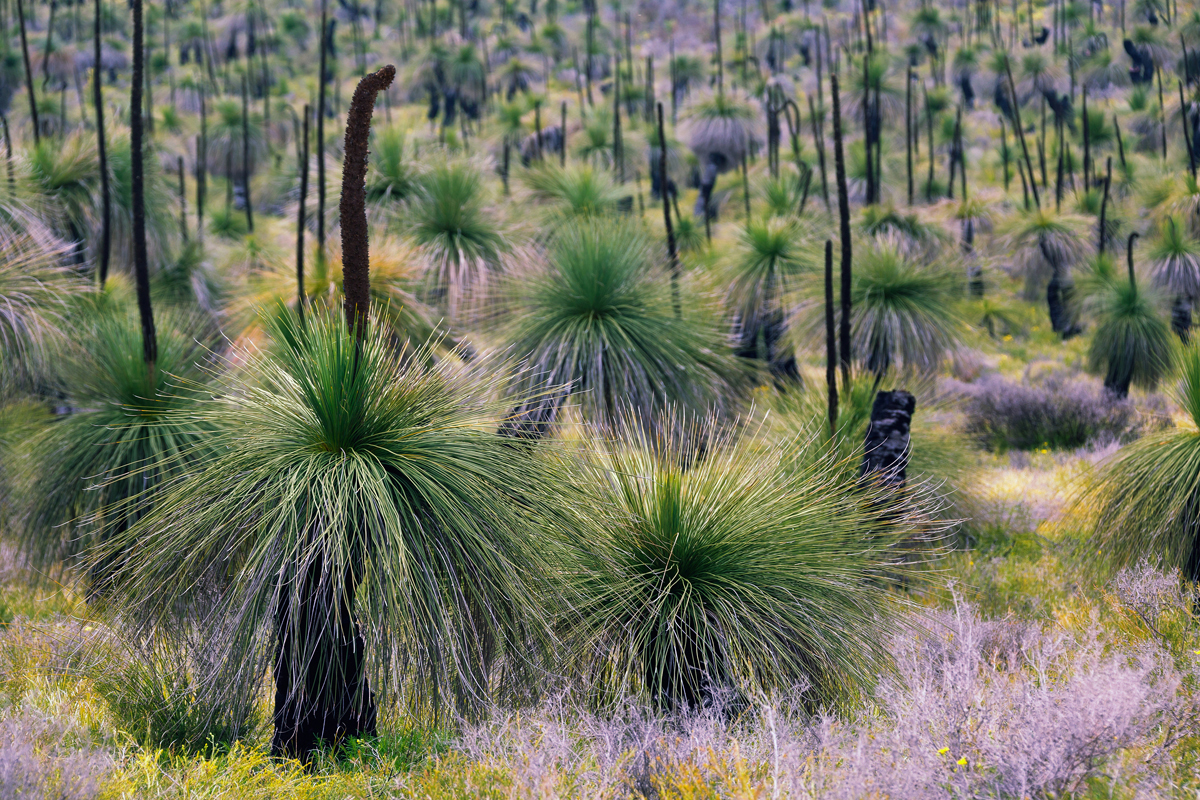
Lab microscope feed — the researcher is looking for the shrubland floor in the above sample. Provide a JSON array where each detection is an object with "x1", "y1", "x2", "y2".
[{"x1": 3, "y1": 428, "x2": 1200, "y2": 799}]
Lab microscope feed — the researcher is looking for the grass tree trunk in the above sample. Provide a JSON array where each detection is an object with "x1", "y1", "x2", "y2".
[
  {"x1": 1105, "y1": 233, "x2": 1141, "y2": 397},
  {"x1": 825, "y1": 239, "x2": 838, "y2": 436},
  {"x1": 242, "y1": 74, "x2": 254, "y2": 233},
  {"x1": 177, "y1": 156, "x2": 187, "y2": 241},
  {"x1": 860, "y1": 390, "x2": 915, "y2": 490},
  {"x1": 1173, "y1": 294, "x2": 1192, "y2": 342},
  {"x1": 16, "y1": 0, "x2": 36, "y2": 143},
  {"x1": 714, "y1": 0, "x2": 723, "y2": 94},
  {"x1": 863, "y1": 57, "x2": 874, "y2": 206},
  {"x1": 924, "y1": 85, "x2": 934, "y2": 201},
  {"x1": 1005, "y1": 58, "x2": 1039, "y2": 208},
  {"x1": 1114, "y1": 113, "x2": 1127, "y2": 172},
  {"x1": 658, "y1": 103, "x2": 680, "y2": 318},
  {"x1": 831, "y1": 73, "x2": 852, "y2": 390},
  {"x1": 1045, "y1": 255, "x2": 1071, "y2": 335},
  {"x1": 297, "y1": 104, "x2": 309, "y2": 325},
  {"x1": 808, "y1": 95, "x2": 829, "y2": 210},
  {"x1": 1082, "y1": 87, "x2": 1090, "y2": 191},
  {"x1": 131, "y1": 0, "x2": 156, "y2": 368},
  {"x1": 93, "y1": 0, "x2": 109, "y2": 284},
  {"x1": 317, "y1": 0, "x2": 328, "y2": 256},
  {"x1": 273, "y1": 65, "x2": 394, "y2": 763},
  {"x1": 1098, "y1": 156, "x2": 1111, "y2": 254},
  {"x1": 906, "y1": 67, "x2": 913, "y2": 205}
]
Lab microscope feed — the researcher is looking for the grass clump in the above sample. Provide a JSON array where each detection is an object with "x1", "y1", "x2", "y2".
[{"x1": 556, "y1": 417, "x2": 922, "y2": 712}]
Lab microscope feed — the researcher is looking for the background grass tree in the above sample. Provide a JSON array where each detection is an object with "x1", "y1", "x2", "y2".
[
  {"x1": 1146, "y1": 217, "x2": 1200, "y2": 340},
  {"x1": 847, "y1": 240, "x2": 962, "y2": 379},
  {"x1": 1087, "y1": 233, "x2": 1175, "y2": 398},
  {"x1": 18, "y1": 294, "x2": 216, "y2": 593},
  {"x1": 724, "y1": 217, "x2": 811, "y2": 383},
  {"x1": 498, "y1": 218, "x2": 747, "y2": 438},
  {"x1": 407, "y1": 160, "x2": 510, "y2": 319}
]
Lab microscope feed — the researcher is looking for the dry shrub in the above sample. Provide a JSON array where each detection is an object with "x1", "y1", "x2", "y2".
[
  {"x1": 0, "y1": 711, "x2": 112, "y2": 799},
  {"x1": 952, "y1": 371, "x2": 1149, "y2": 452},
  {"x1": 453, "y1": 602, "x2": 1196, "y2": 799}
]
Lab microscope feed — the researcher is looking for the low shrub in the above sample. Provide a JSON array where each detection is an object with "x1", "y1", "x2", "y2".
[
  {"x1": 0, "y1": 711, "x2": 112, "y2": 799},
  {"x1": 956, "y1": 371, "x2": 1149, "y2": 452}
]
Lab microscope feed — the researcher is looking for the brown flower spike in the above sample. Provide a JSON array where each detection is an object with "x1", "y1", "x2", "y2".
[{"x1": 340, "y1": 64, "x2": 396, "y2": 340}]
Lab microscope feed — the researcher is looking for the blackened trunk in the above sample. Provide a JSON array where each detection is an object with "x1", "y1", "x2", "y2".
[
  {"x1": 947, "y1": 105, "x2": 961, "y2": 199},
  {"x1": 1114, "y1": 113, "x2": 1127, "y2": 171},
  {"x1": 16, "y1": 0, "x2": 36, "y2": 143},
  {"x1": 1005, "y1": 59, "x2": 1040, "y2": 208},
  {"x1": 1098, "y1": 156, "x2": 1111, "y2": 253},
  {"x1": 694, "y1": 157, "x2": 718, "y2": 220},
  {"x1": 1103, "y1": 360, "x2": 1133, "y2": 398},
  {"x1": 860, "y1": 390, "x2": 915, "y2": 490},
  {"x1": 1082, "y1": 87, "x2": 1090, "y2": 191},
  {"x1": 93, "y1": 0, "x2": 109, "y2": 283},
  {"x1": 1173, "y1": 293, "x2": 1192, "y2": 342},
  {"x1": 297, "y1": 104, "x2": 309, "y2": 324},
  {"x1": 905, "y1": 67, "x2": 913, "y2": 204},
  {"x1": 825, "y1": 239, "x2": 838, "y2": 436},
  {"x1": 808, "y1": 94, "x2": 829, "y2": 209},
  {"x1": 714, "y1": 0, "x2": 723, "y2": 94},
  {"x1": 925, "y1": 85, "x2": 934, "y2": 201},
  {"x1": 177, "y1": 156, "x2": 187, "y2": 241},
  {"x1": 831, "y1": 74, "x2": 853, "y2": 389},
  {"x1": 317, "y1": 0, "x2": 328, "y2": 254},
  {"x1": 1046, "y1": 265, "x2": 1071, "y2": 335},
  {"x1": 863, "y1": 57, "x2": 874, "y2": 205},
  {"x1": 272, "y1": 557, "x2": 377, "y2": 760},
  {"x1": 199, "y1": 83, "x2": 207, "y2": 243},
  {"x1": 242, "y1": 73, "x2": 254, "y2": 233},
  {"x1": 658, "y1": 103, "x2": 680, "y2": 318},
  {"x1": 131, "y1": 0, "x2": 156, "y2": 367}
]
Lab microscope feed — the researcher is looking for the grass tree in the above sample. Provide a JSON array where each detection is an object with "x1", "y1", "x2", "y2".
[
  {"x1": 407, "y1": 160, "x2": 510, "y2": 319},
  {"x1": 93, "y1": 64, "x2": 558, "y2": 760},
  {"x1": 498, "y1": 218, "x2": 746, "y2": 438},
  {"x1": 859, "y1": 204, "x2": 949, "y2": 257},
  {"x1": 1146, "y1": 217, "x2": 1200, "y2": 340},
  {"x1": 519, "y1": 162, "x2": 620, "y2": 220},
  {"x1": 106, "y1": 130, "x2": 177, "y2": 271},
  {"x1": 365, "y1": 124, "x2": 422, "y2": 206},
  {"x1": 761, "y1": 173, "x2": 809, "y2": 217},
  {"x1": 849, "y1": 239, "x2": 962, "y2": 379},
  {"x1": 766, "y1": 374, "x2": 976, "y2": 525},
  {"x1": 19, "y1": 295, "x2": 216, "y2": 589},
  {"x1": 725, "y1": 217, "x2": 811, "y2": 383},
  {"x1": 0, "y1": 212, "x2": 80, "y2": 391},
  {"x1": 1087, "y1": 234, "x2": 1175, "y2": 398},
  {"x1": 686, "y1": 93, "x2": 757, "y2": 218},
  {"x1": 1000, "y1": 207, "x2": 1089, "y2": 336},
  {"x1": 25, "y1": 133, "x2": 99, "y2": 266},
  {"x1": 558, "y1": 417, "x2": 923, "y2": 712},
  {"x1": 1078, "y1": 341, "x2": 1200, "y2": 582}
]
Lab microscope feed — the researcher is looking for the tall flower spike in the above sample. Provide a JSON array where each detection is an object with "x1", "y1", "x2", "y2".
[{"x1": 340, "y1": 64, "x2": 396, "y2": 340}]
